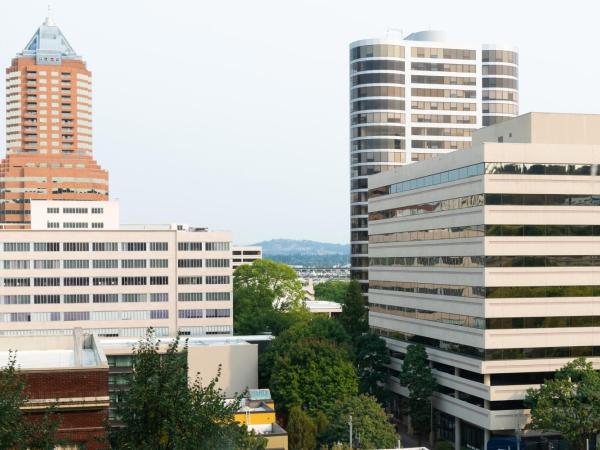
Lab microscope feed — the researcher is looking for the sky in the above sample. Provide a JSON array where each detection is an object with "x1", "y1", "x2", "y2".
[{"x1": 0, "y1": 0, "x2": 598, "y2": 245}]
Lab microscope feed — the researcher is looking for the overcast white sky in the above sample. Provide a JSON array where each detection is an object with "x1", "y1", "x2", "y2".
[{"x1": 0, "y1": 0, "x2": 598, "y2": 244}]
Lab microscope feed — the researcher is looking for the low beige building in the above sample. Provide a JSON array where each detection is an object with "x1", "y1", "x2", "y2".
[
  {"x1": 232, "y1": 245, "x2": 262, "y2": 270},
  {"x1": 368, "y1": 113, "x2": 600, "y2": 449}
]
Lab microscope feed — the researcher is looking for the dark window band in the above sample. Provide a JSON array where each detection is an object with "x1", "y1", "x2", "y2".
[
  {"x1": 370, "y1": 255, "x2": 484, "y2": 268},
  {"x1": 486, "y1": 285, "x2": 600, "y2": 298},
  {"x1": 486, "y1": 224, "x2": 600, "y2": 237},
  {"x1": 369, "y1": 280, "x2": 484, "y2": 298},
  {"x1": 486, "y1": 255, "x2": 600, "y2": 267},
  {"x1": 487, "y1": 316, "x2": 600, "y2": 329},
  {"x1": 369, "y1": 194, "x2": 484, "y2": 221},
  {"x1": 485, "y1": 193, "x2": 600, "y2": 206},
  {"x1": 370, "y1": 303, "x2": 484, "y2": 329}
]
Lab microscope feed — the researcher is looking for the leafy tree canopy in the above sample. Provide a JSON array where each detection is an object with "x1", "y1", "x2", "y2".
[
  {"x1": 338, "y1": 280, "x2": 368, "y2": 340},
  {"x1": 0, "y1": 351, "x2": 61, "y2": 450},
  {"x1": 111, "y1": 330, "x2": 265, "y2": 450},
  {"x1": 321, "y1": 394, "x2": 399, "y2": 449},
  {"x1": 314, "y1": 280, "x2": 349, "y2": 302},
  {"x1": 233, "y1": 259, "x2": 307, "y2": 335},
  {"x1": 355, "y1": 333, "x2": 391, "y2": 401},
  {"x1": 526, "y1": 357, "x2": 600, "y2": 450},
  {"x1": 269, "y1": 338, "x2": 358, "y2": 415},
  {"x1": 399, "y1": 344, "x2": 436, "y2": 439},
  {"x1": 287, "y1": 406, "x2": 317, "y2": 450},
  {"x1": 259, "y1": 316, "x2": 351, "y2": 387}
]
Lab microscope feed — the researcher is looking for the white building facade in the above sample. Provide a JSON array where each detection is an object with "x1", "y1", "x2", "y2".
[
  {"x1": 350, "y1": 31, "x2": 518, "y2": 291},
  {"x1": 368, "y1": 113, "x2": 600, "y2": 449},
  {"x1": 0, "y1": 202, "x2": 234, "y2": 338},
  {"x1": 232, "y1": 245, "x2": 262, "y2": 270}
]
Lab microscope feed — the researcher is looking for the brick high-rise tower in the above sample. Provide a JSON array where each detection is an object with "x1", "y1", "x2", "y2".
[{"x1": 0, "y1": 15, "x2": 108, "y2": 228}]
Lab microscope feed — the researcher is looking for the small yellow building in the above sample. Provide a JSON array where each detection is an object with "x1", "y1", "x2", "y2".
[{"x1": 233, "y1": 389, "x2": 288, "y2": 450}]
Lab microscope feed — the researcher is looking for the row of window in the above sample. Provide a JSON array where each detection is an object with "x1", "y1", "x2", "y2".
[
  {"x1": 177, "y1": 308, "x2": 231, "y2": 319},
  {"x1": 412, "y1": 62, "x2": 476, "y2": 73},
  {"x1": 351, "y1": 138, "x2": 405, "y2": 151},
  {"x1": 482, "y1": 78, "x2": 518, "y2": 89},
  {"x1": 47, "y1": 222, "x2": 105, "y2": 229},
  {"x1": 351, "y1": 151, "x2": 405, "y2": 164},
  {"x1": 177, "y1": 292, "x2": 231, "y2": 302},
  {"x1": 413, "y1": 114, "x2": 476, "y2": 124},
  {"x1": 370, "y1": 280, "x2": 484, "y2": 298},
  {"x1": 411, "y1": 75, "x2": 476, "y2": 86},
  {"x1": 351, "y1": 112, "x2": 404, "y2": 125},
  {"x1": 487, "y1": 316, "x2": 600, "y2": 329},
  {"x1": 2, "y1": 276, "x2": 170, "y2": 287},
  {"x1": 351, "y1": 164, "x2": 395, "y2": 178},
  {"x1": 0, "y1": 310, "x2": 170, "y2": 323},
  {"x1": 486, "y1": 224, "x2": 600, "y2": 237},
  {"x1": 482, "y1": 103, "x2": 518, "y2": 114},
  {"x1": 351, "y1": 59, "x2": 405, "y2": 73},
  {"x1": 483, "y1": 116, "x2": 512, "y2": 126},
  {"x1": 485, "y1": 193, "x2": 600, "y2": 206},
  {"x1": 412, "y1": 88, "x2": 476, "y2": 99},
  {"x1": 351, "y1": 125, "x2": 405, "y2": 138},
  {"x1": 350, "y1": 45, "x2": 405, "y2": 60},
  {"x1": 1, "y1": 293, "x2": 169, "y2": 304},
  {"x1": 178, "y1": 276, "x2": 230, "y2": 285},
  {"x1": 370, "y1": 303, "x2": 484, "y2": 329},
  {"x1": 351, "y1": 86, "x2": 404, "y2": 99},
  {"x1": 369, "y1": 225, "x2": 485, "y2": 244},
  {"x1": 482, "y1": 50, "x2": 518, "y2": 64},
  {"x1": 412, "y1": 47, "x2": 476, "y2": 60},
  {"x1": 486, "y1": 162, "x2": 599, "y2": 176},
  {"x1": 411, "y1": 101, "x2": 476, "y2": 112},
  {"x1": 369, "y1": 194, "x2": 484, "y2": 221},
  {"x1": 370, "y1": 255, "x2": 484, "y2": 268},
  {"x1": 369, "y1": 163, "x2": 483, "y2": 197},
  {"x1": 483, "y1": 90, "x2": 518, "y2": 101},
  {"x1": 351, "y1": 99, "x2": 405, "y2": 112},
  {"x1": 411, "y1": 140, "x2": 470, "y2": 150},
  {"x1": 351, "y1": 73, "x2": 404, "y2": 86},
  {"x1": 412, "y1": 127, "x2": 474, "y2": 137},
  {"x1": 2, "y1": 241, "x2": 230, "y2": 253},
  {"x1": 1, "y1": 259, "x2": 169, "y2": 270},
  {"x1": 482, "y1": 65, "x2": 518, "y2": 76}
]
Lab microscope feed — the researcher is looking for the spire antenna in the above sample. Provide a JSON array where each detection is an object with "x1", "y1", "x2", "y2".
[{"x1": 44, "y1": 4, "x2": 55, "y2": 26}]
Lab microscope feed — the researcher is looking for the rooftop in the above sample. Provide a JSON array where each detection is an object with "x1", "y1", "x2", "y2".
[{"x1": 20, "y1": 15, "x2": 80, "y2": 61}]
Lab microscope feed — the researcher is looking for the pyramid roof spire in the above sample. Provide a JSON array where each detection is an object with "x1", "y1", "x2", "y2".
[{"x1": 19, "y1": 14, "x2": 80, "y2": 64}]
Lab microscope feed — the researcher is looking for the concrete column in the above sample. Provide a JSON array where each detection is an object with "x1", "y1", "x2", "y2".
[
  {"x1": 484, "y1": 428, "x2": 490, "y2": 450},
  {"x1": 454, "y1": 416, "x2": 461, "y2": 450}
]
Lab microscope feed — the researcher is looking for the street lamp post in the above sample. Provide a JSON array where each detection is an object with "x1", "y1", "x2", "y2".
[{"x1": 349, "y1": 414, "x2": 353, "y2": 448}]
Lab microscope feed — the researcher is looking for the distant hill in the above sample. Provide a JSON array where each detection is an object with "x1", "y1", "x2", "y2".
[{"x1": 252, "y1": 239, "x2": 350, "y2": 267}]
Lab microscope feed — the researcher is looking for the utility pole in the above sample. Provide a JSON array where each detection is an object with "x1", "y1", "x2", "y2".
[{"x1": 348, "y1": 414, "x2": 353, "y2": 448}]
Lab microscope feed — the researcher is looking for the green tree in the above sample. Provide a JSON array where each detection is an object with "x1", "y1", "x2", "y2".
[
  {"x1": 314, "y1": 280, "x2": 349, "y2": 302},
  {"x1": 269, "y1": 338, "x2": 358, "y2": 415},
  {"x1": 259, "y1": 317, "x2": 351, "y2": 386},
  {"x1": 321, "y1": 394, "x2": 399, "y2": 449},
  {"x1": 526, "y1": 357, "x2": 600, "y2": 450},
  {"x1": 287, "y1": 406, "x2": 317, "y2": 450},
  {"x1": 399, "y1": 344, "x2": 436, "y2": 442},
  {"x1": 233, "y1": 259, "x2": 307, "y2": 335},
  {"x1": 355, "y1": 333, "x2": 391, "y2": 401},
  {"x1": 0, "y1": 351, "x2": 61, "y2": 450},
  {"x1": 112, "y1": 330, "x2": 264, "y2": 450},
  {"x1": 338, "y1": 280, "x2": 368, "y2": 340}
]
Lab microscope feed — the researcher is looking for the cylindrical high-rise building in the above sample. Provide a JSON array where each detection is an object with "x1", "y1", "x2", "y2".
[
  {"x1": 349, "y1": 31, "x2": 518, "y2": 291},
  {"x1": 1, "y1": 16, "x2": 108, "y2": 228}
]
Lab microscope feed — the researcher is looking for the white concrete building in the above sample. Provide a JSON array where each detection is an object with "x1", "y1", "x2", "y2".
[
  {"x1": 350, "y1": 31, "x2": 519, "y2": 292},
  {"x1": 368, "y1": 113, "x2": 600, "y2": 449},
  {"x1": 232, "y1": 245, "x2": 262, "y2": 270},
  {"x1": 0, "y1": 201, "x2": 233, "y2": 338}
]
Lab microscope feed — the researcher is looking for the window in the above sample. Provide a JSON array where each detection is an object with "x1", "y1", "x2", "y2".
[
  {"x1": 178, "y1": 242, "x2": 202, "y2": 251},
  {"x1": 93, "y1": 277, "x2": 118, "y2": 286},
  {"x1": 178, "y1": 309, "x2": 203, "y2": 319},
  {"x1": 206, "y1": 259, "x2": 230, "y2": 268},
  {"x1": 32, "y1": 259, "x2": 59, "y2": 269},
  {"x1": 149, "y1": 259, "x2": 168, "y2": 268},
  {"x1": 47, "y1": 207, "x2": 59, "y2": 214},
  {"x1": 34, "y1": 295, "x2": 60, "y2": 304},
  {"x1": 64, "y1": 311, "x2": 90, "y2": 321},
  {"x1": 206, "y1": 292, "x2": 231, "y2": 301},
  {"x1": 122, "y1": 293, "x2": 147, "y2": 303},
  {"x1": 93, "y1": 259, "x2": 118, "y2": 269},
  {"x1": 92, "y1": 222, "x2": 104, "y2": 229},
  {"x1": 178, "y1": 292, "x2": 203, "y2": 302},
  {"x1": 122, "y1": 276, "x2": 146, "y2": 286},
  {"x1": 150, "y1": 276, "x2": 168, "y2": 285},
  {"x1": 63, "y1": 277, "x2": 89, "y2": 286},
  {"x1": 178, "y1": 259, "x2": 203, "y2": 268},
  {"x1": 121, "y1": 259, "x2": 147, "y2": 269},
  {"x1": 93, "y1": 293, "x2": 118, "y2": 303},
  {"x1": 205, "y1": 242, "x2": 230, "y2": 251},
  {"x1": 64, "y1": 294, "x2": 89, "y2": 304},
  {"x1": 63, "y1": 259, "x2": 89, "y2": 269},
  {"x1": 205, "y1": 309, "x2": 231, "y2": 318},
  {"x1": 149, "y1": 242, "x2": 168, "y2": 251},
  {"x1": 34, "y1": 277, "x2": 60, "y2": 286},
  {"x1": 1, "y1": 295, "x2": 30, "y2": 305},
  {"x1": 34, "y1": 242, "x2": 60, "y2": 252},
  {"x1": 3, "y1": 260, "x2": 30, "y2": 270},
  {"x1": 121, "y1": 242, "x2": 146, "y2": 252},
  {"x1": 206, "y1": 276, "x2": 230, "y2": 285},
  {"x1": 150, "y1": 293, "x2": 168, "y2": 302},
  {"x1": 92, "y1": 242, "x2": 118, "y2": 251},
  {"x1": 63, "y1": 242, "x2": 89, "y2": 252},
  {"x1": 63, "y1": 207, "x2": 88, "y2": 214},
  {"x1": 3, "y1": 243, "x2": 30, "y2": 252},
  {"x1": 91, "y1": 207, "x2": 103, "y2": 214},
  {"x1": 178, "y1": 276, "x2": 202, "y2": 285},
  {"x1": 63, "y1": 222, "x2": 88, "y2": 229},
  {"x1": 47, "y1": 222, "x2": 59, "y2": 228},
  {"x1": 150, "y1": 310, "x2": 169, "y2": 319}
]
